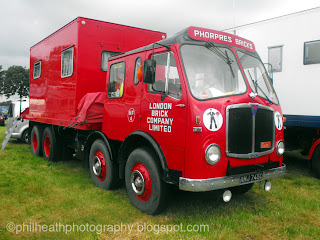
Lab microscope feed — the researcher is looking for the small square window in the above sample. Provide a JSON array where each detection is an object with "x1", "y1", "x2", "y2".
[
  {"x1": 268, "y1": 46, "x2": 283, "y2": 72},
  {"x1": 101, "y1": 51, "x2": 120, "y2": 72},
  {"x1": 34, "y1": 60, "x2": 41, "y2": 79},
  {"x1": 108, "y1": 62, "x2": 125, "y2": 98},
  {"x1": 61, "y1": 46, "x2": 74, "y2": 78},
  {"x1": 304, "y1": 40, "x2": 320, "y2": 65}
]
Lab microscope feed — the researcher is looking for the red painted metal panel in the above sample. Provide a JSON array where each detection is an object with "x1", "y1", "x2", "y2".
[{"x1": 28, "y1": 17, "x2": 166, "y2": 130}]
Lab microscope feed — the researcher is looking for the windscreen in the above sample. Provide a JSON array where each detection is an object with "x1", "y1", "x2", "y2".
[
  {"x1": 238, "y1": 51, "x2": 279, "y2": 105},
  {"x1": 180, "y1": 45, "x2": 247, "y2": 100}
]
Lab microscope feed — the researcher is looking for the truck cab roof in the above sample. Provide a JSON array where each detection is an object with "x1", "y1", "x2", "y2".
[{"x1": 110, "y1": 26, "x2": 258, "y2": 61}]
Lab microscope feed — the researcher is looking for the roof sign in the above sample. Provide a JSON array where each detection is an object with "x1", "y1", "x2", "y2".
[{"x1": 188, "y1": 27, "x2": 255, "y2": 52}]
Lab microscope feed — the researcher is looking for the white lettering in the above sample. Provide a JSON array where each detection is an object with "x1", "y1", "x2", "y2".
[{"x1": 149, "y1": 103, "x2": 172, "y2": 110}]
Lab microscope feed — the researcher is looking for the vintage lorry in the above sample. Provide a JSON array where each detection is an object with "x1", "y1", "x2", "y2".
[{"x1": 26, "y1": 17, "x2": 286, "y2": 214}]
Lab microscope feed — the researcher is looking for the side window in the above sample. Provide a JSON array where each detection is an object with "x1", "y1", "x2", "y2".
[
  {"x1": 133, "y1": 57, "x2": 142, "y2": 85},
  {"x1": 34, "y1": 60, "x2": 41, "y2": 79},
  {"x1": 268, "y1": 45, "x2": 283, "y2": 72},
  {"x1": 304, "y1": 40, "x2": 320, "y2": 65},
  {"x1": 149, "y1": 52, "x2": 182, "y2": 99},
  {"x1": 108, "y1": 62, "x2": 125, "y2": 98},
  {"x1": 101, "y1": 51, "x2": 120, "y2": 72},
  {"x1": 61, "y1": 46, "x2": 74, "y2": 78}
]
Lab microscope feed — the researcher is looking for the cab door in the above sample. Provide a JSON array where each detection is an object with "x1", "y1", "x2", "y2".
[
  {"x1": 140, "y1": 47, "x2": 187, "y2": 171},
  {"x1": 103, "y1": 55, "x2": 143, "y2": 141}
]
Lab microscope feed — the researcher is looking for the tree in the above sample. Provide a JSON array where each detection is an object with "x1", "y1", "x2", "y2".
[
  {"x1": 3, "y1": 66, "x2": 29, "y2": 98},
  {"x1": 0, "y1": 65, "x2": 4, "y2": 95}
]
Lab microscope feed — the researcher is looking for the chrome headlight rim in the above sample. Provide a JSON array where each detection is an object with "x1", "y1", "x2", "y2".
[
  {"x1": 276, "y1": 141, "x2": 285, "y2": 156},
  {"x1": 205, "y1": 144, "x2": 221, "y2": 165}
]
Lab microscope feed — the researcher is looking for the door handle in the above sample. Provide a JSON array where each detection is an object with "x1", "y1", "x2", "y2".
[{"x1": 175, "y1": 104, "x2": 185, "y2": 108}]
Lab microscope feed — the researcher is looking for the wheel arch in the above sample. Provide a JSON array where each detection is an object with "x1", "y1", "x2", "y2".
[
  {"x1": 83, "y1": 131, "x2": 113, "y2": 168},
  {"x1": 118, "y1": 131, "x2": 168, "y2": 180}
]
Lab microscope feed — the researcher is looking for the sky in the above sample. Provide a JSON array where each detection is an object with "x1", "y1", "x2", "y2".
[{"x1": 0, "y1": 0, "x2": 320, "y2": 71}]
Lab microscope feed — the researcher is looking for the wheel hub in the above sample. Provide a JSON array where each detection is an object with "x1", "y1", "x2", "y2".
[
  {"x1": 92, "y1": 151, "x2": 107, "y2": 182},
  {"x1": 32, "y1": 133, "x2": 37, "y2": 151},
  {"x1": 93, "y1": 156, "x2": 102, "y2": 176},
  {"x1": 131, "y1": 170, "x2": 145, "y2": 195}
]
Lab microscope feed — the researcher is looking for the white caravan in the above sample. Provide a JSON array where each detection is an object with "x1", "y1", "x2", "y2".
[{"x1": 225, "y1": 7, "x2": 320, "y2": 177}]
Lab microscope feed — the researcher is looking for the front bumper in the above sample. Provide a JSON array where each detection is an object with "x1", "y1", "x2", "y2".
[{"x1": 179, "y1": 164, "x2": 286, "y2": 192}]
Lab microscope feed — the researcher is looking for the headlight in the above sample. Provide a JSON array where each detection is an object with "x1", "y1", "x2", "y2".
[
  {"x1": 205, "y1": 144, "x2": 221, "y2": 165},
  {"x1": 277, "y1": 141, "x2": 285, "y2": 156}
]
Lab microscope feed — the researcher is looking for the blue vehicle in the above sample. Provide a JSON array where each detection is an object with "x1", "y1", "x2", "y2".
[{"x1": 1, "y1": 106, "x2": 9, "y2": 120}]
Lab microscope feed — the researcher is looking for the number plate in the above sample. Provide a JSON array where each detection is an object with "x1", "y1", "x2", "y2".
[{"x1": 239, "y1": 172, "x2": 263, "y2": 184}]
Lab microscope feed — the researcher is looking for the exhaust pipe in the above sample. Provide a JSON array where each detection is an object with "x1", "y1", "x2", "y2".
[
  {"x1": 264, "y1": 180, "x2": 271, "y2": 191},
  {"x1": 222, "y1": 190, "x2": 232, "y2": 202}
]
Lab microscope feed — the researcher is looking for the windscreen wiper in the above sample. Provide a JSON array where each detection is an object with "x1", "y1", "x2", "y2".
[
  {"x1": 247, "y1": 70, "x2": 274, "y2": 105},
  {"x1": 205, "y1": 42, "x2": 235, "y2": 78}
]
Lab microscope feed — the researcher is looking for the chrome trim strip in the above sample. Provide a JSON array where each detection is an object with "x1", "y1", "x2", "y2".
[
  {"x1": 225, "y1": 103, "x2": 275, "y2": 159},
  {"x1": 179, "y1": 164, "x2": 286, "y2": 192}
]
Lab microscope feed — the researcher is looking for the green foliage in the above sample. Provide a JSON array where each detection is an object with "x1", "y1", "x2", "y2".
[
  {"x1": 0, "y1": 100, "x2": 12, "y2": 106},
  {"x1": 2, "y1": 65, "x2": 29, "y2": 98},
  {"x1": 0, "y1": 65, "x2": 4, "y2": 95},
  {"x1": 0, "y1": 127, "x2": 320, "y2": 239}
]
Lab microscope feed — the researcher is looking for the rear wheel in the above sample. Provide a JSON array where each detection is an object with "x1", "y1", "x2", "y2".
[
  {"x1": 42, "y1": 127, "x2": 61, "y2": 162},
  {"x1": 31, "y1": 125, "x2": 43, "y2": 156},
  {"x1": 125, "y1": 147, "x2": 167, "y2": 215},
  {"x1": 311, "y1": 145, "x2": 320, "y2": 179},
  {"x1": 89, "y1": 139, "x2": 119, "y2": 190}
]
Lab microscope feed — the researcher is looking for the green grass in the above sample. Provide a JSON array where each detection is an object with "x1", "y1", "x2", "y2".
[{"x1": 0, "y1": 125, "x2": 319, "y2": 239}]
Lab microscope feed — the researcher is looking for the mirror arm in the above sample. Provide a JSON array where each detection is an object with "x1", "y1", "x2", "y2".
[{"x1": 152, "y1": 43, "x2": 170, "y2": 59}]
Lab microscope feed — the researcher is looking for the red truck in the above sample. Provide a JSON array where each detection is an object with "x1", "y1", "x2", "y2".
[{"x1": 27, "y1": 17, "x2": 286, "y2": 215}]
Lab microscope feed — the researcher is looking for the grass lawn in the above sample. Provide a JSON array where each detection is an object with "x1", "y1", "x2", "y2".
[{"x1": 0, "y1": 125, "x2": 319, "y2": 239}]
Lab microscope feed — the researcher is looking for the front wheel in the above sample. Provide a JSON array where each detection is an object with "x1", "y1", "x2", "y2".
[{"x1": 125, "y1": 147, "x2": 167, "y2": 215}]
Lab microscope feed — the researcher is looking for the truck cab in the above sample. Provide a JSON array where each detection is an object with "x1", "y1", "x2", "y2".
[{"x1": 102, "y1": 27, "x2": 286, "y2": 213}]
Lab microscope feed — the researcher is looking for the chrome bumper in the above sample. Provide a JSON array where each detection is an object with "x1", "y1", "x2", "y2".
[{"x1": 179, "y1": 164, "x2": 286, "y2": 192}]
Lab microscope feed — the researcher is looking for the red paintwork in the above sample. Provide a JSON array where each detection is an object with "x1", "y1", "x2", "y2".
[
  {"x1": 32, "y1": 133, "x2": 37, "y2": 152},
  {"x1": 308, "y1": 138, "x2": 320, "y2": 160},
  {"x1": 44, "y1": 135, "x2": 50, "y2": 157},
  {"x1": 27, "y1": 17, "x2": 166, "y2": 130},
  {"x1": 94, "y1": 150, "x2": 107, "y2": 182},
  {"x1": 105, "y1": 42, "x2": 284, "y2": 179},
  {"x1": 132, "y1": 163, "x2": 152, "y2": 202},
  {"x1": 28, "y1": 21, "x2": 284, "y2": 181}
]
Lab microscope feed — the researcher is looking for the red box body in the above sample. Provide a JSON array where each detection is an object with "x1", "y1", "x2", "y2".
[{"x1": 28, "y1": 17, "x2": 166, "y2": 129}]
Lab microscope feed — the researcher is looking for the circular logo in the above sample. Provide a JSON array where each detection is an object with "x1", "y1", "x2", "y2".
[
  {"x1": 203, "y1": 108, "x2": 223, "y2": 131},
  {"x1": 127, "y1": 108, "x2": 135, "y2": 122},
  {"x1": 274, "y1": 111, "x2": 283, "y2": 130}
]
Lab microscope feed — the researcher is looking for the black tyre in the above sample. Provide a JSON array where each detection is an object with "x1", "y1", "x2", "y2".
[
  {"x1": 125, "y1": 147, "x2": 167, "y2": 215},
  {"x1": 42, "y1": 127, "x2": 61, "y2": 162},
  {"x1": 89, "y1": 139, "x2": 119, "y2": 190},
  {"x1": 31, "y1": 125, "x2": 43, "y2": 156},
  {"x1": 311, "y1": 145, "x2": 320, "y2": 179},
  {"x1": 231, "y1": 183, "x2": 254, "y2": 195},
  {"x1": 21, "y1": 129, "x2": 29, "y2": 144}
]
